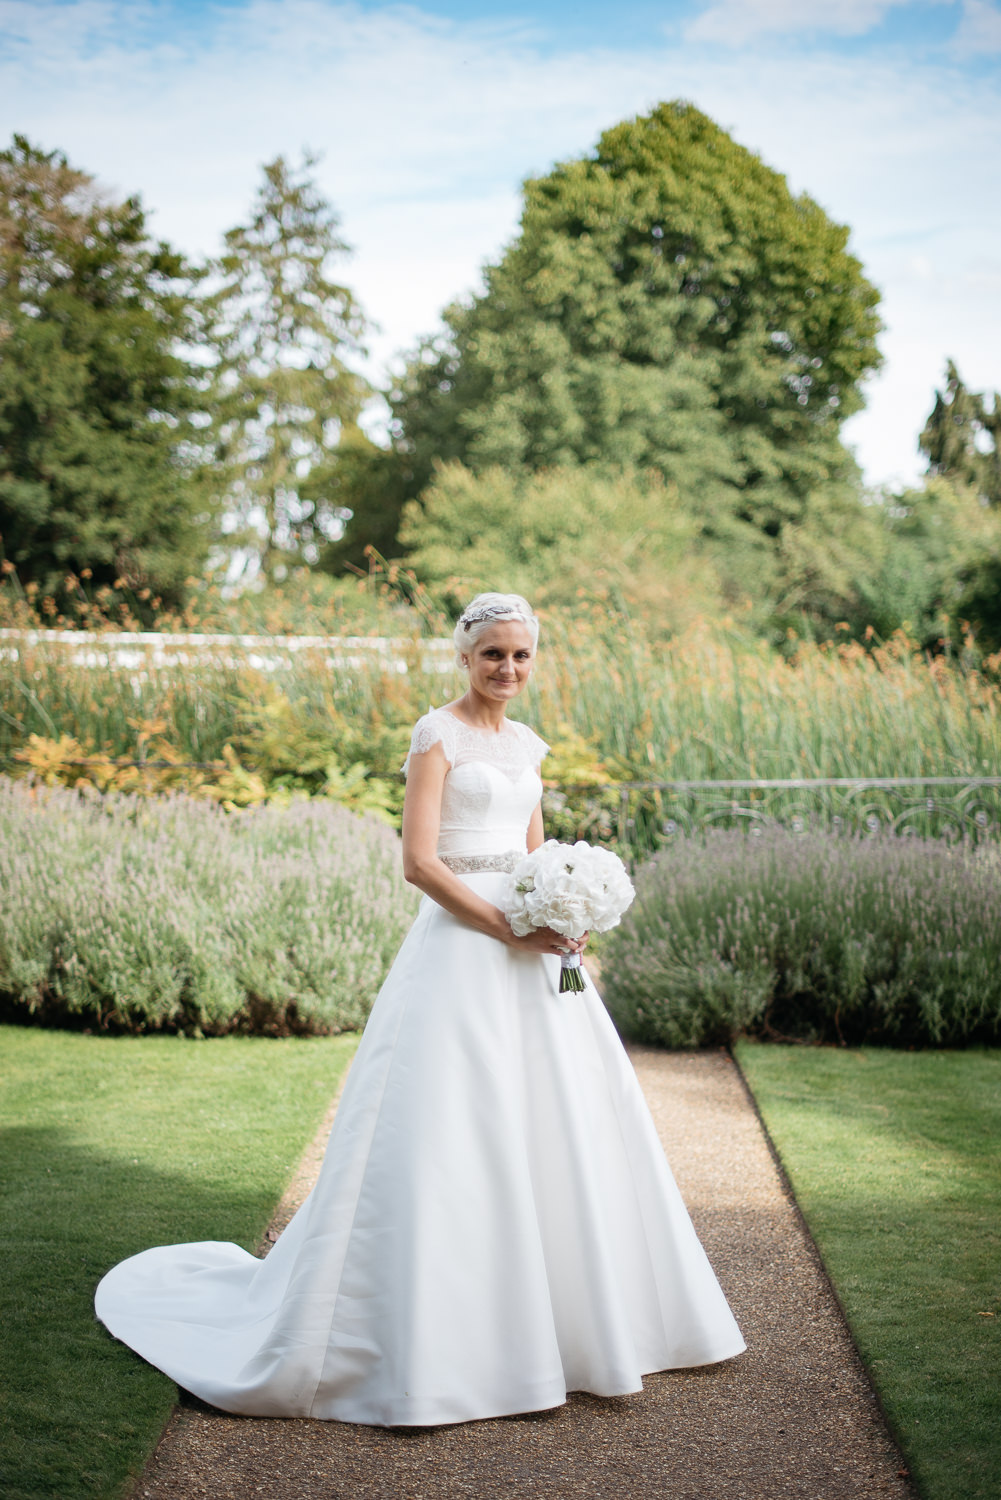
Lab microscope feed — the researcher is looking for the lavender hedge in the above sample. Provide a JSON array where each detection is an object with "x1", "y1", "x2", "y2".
[
  {"x1": 0, "y1": 777, "x2": 418, "y2": 1034},
  {"x1": 602, "y1": 829, "x2": 1001, "y2": 1048}
]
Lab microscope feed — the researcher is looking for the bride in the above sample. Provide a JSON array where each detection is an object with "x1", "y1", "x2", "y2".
[{"x1": 96, "y1": 592, "x2": 745, "y2": 1427}]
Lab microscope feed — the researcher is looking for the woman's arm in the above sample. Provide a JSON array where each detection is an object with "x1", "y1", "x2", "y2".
[
  {"x1": 401, "y1": 744, "x2": 510, "y2": 941},
  {"x1": 526, "y1": 800, "x2": 545, "y2": 854},
  {"x1": 401, "y1": 749, "x2": 581, "y2": 954}
]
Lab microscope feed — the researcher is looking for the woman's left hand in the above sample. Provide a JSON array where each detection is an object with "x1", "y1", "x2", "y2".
[{"x1": 508, "y1": 925, "x2": 589, "y2": 956}]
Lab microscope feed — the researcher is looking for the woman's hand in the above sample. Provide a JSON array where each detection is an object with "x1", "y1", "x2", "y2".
[{"x1": 506, "y1": 925, "x2": 589, "y2": 956}]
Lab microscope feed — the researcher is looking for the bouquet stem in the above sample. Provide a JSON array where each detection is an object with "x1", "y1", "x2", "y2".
[{"x1": 559, "y1": 952, "x2": 586, "y2": 993}]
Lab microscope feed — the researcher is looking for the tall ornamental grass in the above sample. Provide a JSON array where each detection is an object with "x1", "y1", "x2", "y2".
[
  {"x1": 0, "y1": 778, "x2": 418, "y2": 1034},
  {"x1": 2, "y1": 609, "x2": 999, "y2": 808},
  {"x1": 603, "y1": 829, "x2": 1001, "y2": 1048},
  {"x1": 530, "y1": 612, "x2": 1001, "y2": 781}
]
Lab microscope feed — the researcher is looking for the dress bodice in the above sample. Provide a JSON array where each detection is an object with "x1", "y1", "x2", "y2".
[{"x1": 404, "y1": 708, "x2": 549, "y2": 857}]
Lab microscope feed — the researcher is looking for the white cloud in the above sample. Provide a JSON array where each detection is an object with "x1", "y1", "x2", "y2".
[
  {"x1": 685, "y1": 0, "x2": 927, "y2": 45},
  {"x1": 953, "y1": 0, "x2": 1001, "y2": 52},
  {"x1": 0, "y1": 0, "x2": 999, "y2": 487}
]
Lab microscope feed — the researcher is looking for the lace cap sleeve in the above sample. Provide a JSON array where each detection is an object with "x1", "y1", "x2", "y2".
[
  {"x1": 513, "y1": 721, "x2": 550, "y2": 768},
  {"x1": 402, "y1": 711, "x2": 455, "y2": 776}
]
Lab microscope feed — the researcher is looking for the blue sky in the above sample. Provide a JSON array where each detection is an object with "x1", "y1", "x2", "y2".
[
  {"x1": 2, "y1": 0, "x2": 1000, "y2": 487},
  {"x1": 69, "y1": 0, "x2": 995, "y2": 57}
]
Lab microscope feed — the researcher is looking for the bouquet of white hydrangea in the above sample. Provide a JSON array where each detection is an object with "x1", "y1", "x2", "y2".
[{"x1": 503, "y1": 839, "x2": 635, "y2": 992}]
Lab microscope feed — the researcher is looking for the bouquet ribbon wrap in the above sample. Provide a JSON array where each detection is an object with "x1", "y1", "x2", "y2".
[{"x1": 557, "y1": 949, "x2": 585, "y2": 994}]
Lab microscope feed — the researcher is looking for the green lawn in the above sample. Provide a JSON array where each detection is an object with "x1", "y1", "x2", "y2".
[
  {"x1": 735, "y1": 1041, "x2": 1001, "y2": 1500},
  {"x1": 0, "y1": 1026, "x2": 357, "y2": 1500},
  {"x1": 7, "y1": 1027, "x2": 997, "y2": 1500}
]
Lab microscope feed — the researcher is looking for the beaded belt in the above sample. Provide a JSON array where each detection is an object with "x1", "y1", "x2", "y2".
[{"x1": 439, "y1": 850, "x2": 521, "y2": 875}]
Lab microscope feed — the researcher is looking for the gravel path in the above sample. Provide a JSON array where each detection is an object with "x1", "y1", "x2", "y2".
[{"x1": 132, "y1": 1048, "x2": 915, "y2": 1500}]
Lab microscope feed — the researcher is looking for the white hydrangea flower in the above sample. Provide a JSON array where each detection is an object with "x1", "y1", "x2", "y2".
[{"x1": 504, "y1": 839, "x2": 635, "y2": 942}]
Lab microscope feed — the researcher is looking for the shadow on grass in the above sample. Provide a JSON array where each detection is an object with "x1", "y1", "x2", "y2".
[{"x1": 0, "y1": 1123, "x2": 280, "y2": 1500}]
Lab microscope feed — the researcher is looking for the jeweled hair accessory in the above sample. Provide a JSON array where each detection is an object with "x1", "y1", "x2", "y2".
[{"x1": 459, "y1": 602, "x2": 531, "y2": 631}]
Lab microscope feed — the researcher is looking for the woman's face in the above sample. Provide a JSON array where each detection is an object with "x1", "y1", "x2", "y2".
[{"x1": 462, "y1": 620, "x2": 535, "y2": 703}]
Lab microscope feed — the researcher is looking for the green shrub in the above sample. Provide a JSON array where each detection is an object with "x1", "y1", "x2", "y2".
[
  {"x1": 0, "y1": 778, "x2": 417, "y2": 1034},
  {"x1": 603, "y1": 829, "x2": 1001, "y2": 1047}
]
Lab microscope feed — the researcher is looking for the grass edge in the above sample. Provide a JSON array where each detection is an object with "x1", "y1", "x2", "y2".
[{"x1": 728, "y1": 1041, "x2": 920, "y2": 1497}]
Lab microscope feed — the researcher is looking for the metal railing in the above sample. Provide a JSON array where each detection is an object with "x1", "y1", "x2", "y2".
[{"x1": 542, "y1": 775, "x2": 1001, "y2": 855}]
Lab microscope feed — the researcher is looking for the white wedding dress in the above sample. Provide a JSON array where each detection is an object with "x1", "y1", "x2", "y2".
[{"x1": 95, "y1": 708, "x2": 745, "y2": 1426}]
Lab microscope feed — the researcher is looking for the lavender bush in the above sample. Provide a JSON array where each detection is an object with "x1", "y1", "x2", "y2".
[
  {"x1": 602, "y1": 829, "x2": 1001, "y2": 1047},
  {"x1": 0, "y1": 777, "x2": 418, "y2": 1034}
]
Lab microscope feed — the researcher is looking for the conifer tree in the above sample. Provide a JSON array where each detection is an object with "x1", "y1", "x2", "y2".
[
  {"x1": 208, "y1": 153, "x2": 369, "y2": 581},
  {"x1": 920, "y1": 360, "x2": 1001, "y2": 506}
]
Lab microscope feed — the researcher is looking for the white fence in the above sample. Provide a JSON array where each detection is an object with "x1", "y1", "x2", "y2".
[{"x1": 0, "y1": 628, "x2": 456, "y2": 676}]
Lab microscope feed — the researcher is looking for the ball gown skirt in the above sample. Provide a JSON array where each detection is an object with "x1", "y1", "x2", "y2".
[{"x1": 95, "y1": 869, "x2": 746, "y2": 1427}]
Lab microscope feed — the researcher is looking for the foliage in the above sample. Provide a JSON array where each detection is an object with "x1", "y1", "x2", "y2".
[
  {"x1": 206, "y1": 151, "x2": 369, "y2": 582},
  {"x1": 0, "y1": 136, "x2": 213, "y2": 611},
  {"x1": 372, "y1": 101, "x2": 881, "y2": 581},
  {"x1": 225, "y1": 681, "x2": 406, "y2": 817},
  {"x1": 844, "y1": 477, "x2": 1001, "y2": 652},
  {"x1": 398, "y1": 461, "x2": 714, "y2": 622},
  {"x1": 603, "y1": 829, "x2": 1001, "y2": 1048},
  {"x1": 188, "y1": 553, "x2": 447, "y2": 638},
  {"x1": 0, "y1": 1025, "x2": 356, "y2": 1500},
  {"x1": 2, "y1": 576, "x2": 1001, "y2": 850},
  {"x1": 317, "y1": 428, "x2": 416, "y2": 575},
  {"x1": 528, "y1": 609, "x2": 1001, "y2": 786},
  {"x1": 0, "y1": 778, "x2": 418, "y2": 1034},
  {"x1": 0, "y1": 626, "x2": 437, "y2": 814},
  {"x1": 400, "y1": 458, "x2": 1001, "y2": 650},
  {"x1": 737, "y1": 1042, "x2": 1001, "y2": 1500},
  {"x1": 921, "y1": 359, "x2": 1001, "y2": 507},
  {"x1": 0, "y1": 545, "x2": 447, "y2": 638},
  {"x1": 10, "y1": 729, "x2": 401, "y2": 819}
]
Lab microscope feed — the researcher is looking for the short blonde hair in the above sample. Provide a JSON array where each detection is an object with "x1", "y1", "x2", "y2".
[{"x1": 453, "y1": 592, "x2": 539, "y2": 669}]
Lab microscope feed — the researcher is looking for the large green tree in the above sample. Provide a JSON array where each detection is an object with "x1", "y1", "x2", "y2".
[
  {"x1": 0, "y1": 137, "x2": 212, "y2": 605},
  {"x1": 338, "y1": 101, "x2": 882, "y2": 574},
  {"x1": 208, "y1": 153, "x2": 369, "y2": 582}
]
